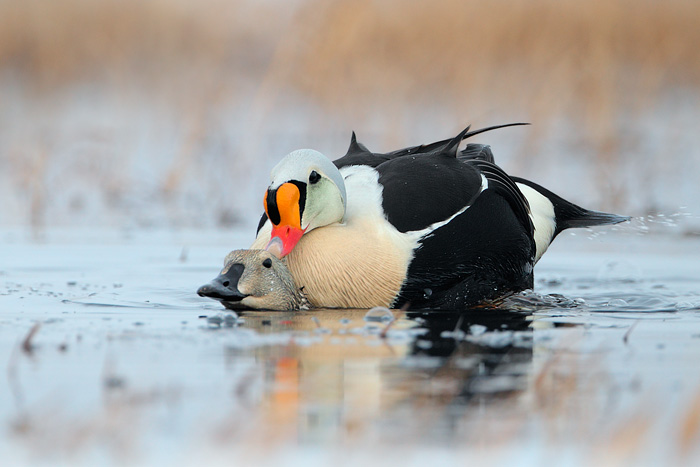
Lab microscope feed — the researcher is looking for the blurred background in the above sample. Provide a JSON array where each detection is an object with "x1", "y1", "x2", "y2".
[{"x1": 1, "y1": 0, "x2": 699, "y2": 236}]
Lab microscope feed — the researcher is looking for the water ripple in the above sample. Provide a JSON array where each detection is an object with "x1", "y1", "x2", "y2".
[{"x1": 495, "y1": 290, "x2": 700, "y2": 314}]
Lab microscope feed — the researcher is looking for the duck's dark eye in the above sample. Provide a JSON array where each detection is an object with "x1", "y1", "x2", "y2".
[
  {"x1": 309, "y1": 170, "x2": 321, "y2": 184},
  {"x1": 262, "y1": 258, "x2": 272, "y2": 268}
]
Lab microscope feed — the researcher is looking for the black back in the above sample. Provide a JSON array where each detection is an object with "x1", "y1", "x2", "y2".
[
  {"x1": 333, "y1": 125, "x2": 536, "y2": 310},
  {"x1": 334, "y1": 124, "x2": 532, "y2": 234}
]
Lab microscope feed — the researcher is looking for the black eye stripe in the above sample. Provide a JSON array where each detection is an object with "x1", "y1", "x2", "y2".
[
  {"x1": 289, "y1": 180, "x2": 307, "y2": 221},
  {"x1": 265, "y1": 188, "x2": 281, "y2": 225},
  {"x1": 309, "y1": 170, "x2": 321, "y2": 184}
]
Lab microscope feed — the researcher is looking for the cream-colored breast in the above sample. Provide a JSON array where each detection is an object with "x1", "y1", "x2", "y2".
[{"x1": 285, "y1": 217, "x2": 409, "y2": 308}]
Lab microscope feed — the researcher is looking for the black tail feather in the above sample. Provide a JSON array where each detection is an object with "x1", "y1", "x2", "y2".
[
  {"x1": 561, "y1": 210, "x2": 631, "y2": 231},
  {"x1": 512, "y1": 177, "x2": 631, "y2": 235}
]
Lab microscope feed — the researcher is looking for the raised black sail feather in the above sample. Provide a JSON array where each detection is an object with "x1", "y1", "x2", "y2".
[{"x1": 334, "y1": 122, "x2": 529, "y2": 168}]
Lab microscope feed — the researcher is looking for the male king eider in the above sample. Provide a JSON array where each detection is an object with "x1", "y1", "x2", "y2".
[{"x1": 205, "y1": 124, "x2": 629, "y2": 310}]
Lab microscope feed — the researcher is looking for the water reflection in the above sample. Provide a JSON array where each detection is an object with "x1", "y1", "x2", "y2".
[{"x1": 222, "y1": 308, "x2": 539, "y2": 443}]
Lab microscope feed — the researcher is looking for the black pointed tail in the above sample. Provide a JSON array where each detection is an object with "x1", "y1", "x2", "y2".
[
  {"x1": 512, "y1": 177, "x2": 631, "y2": 235},
  {"x1": 559, "y1": 209, "x2": 630, "y2": 230}
]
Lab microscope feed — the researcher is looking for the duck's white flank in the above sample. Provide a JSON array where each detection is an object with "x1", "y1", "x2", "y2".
[{"x1": 516, "y1": 182, "x2": 556, "y2": 263}]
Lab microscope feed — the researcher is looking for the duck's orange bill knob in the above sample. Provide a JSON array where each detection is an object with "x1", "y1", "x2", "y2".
[{"x1": 264, "y1": 182, "x2": 306, "y2": 258}]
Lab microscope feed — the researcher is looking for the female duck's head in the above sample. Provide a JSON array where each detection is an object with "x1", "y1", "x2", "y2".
[{"x1": 197, "y1": 249, "x2": 307, "y2": 310}]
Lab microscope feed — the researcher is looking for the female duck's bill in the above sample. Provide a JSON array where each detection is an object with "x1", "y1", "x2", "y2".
[{"x1": 197, "y1": 249, "x2": 307, "y2": 311}]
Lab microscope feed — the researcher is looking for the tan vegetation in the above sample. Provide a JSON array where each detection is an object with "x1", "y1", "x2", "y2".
[
  {"x1": 1, "y1": 0, "x2": 698, "y2": 228},
  {"x1": 4, "y1": 0, "x2": 697, "y2": 114}
]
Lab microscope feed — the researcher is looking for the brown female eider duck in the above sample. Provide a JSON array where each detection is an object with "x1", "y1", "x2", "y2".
[{"x1": 197, "y1": 249, "x2": 308, "y2": 310}]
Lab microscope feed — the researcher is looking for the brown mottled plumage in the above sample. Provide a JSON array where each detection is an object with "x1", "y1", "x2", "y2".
[{"x1": 198, "y1": 249, "x2": 308, "y2": 311}]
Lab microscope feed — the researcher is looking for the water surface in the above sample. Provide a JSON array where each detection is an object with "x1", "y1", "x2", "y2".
[{"x1": 1, "y1": 228, "x2": 700, "y2": 466}]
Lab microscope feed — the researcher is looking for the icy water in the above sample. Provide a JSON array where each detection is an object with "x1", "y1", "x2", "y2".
[{"x1": 1, "y1": 227, "x2": 700, "y2": 466}]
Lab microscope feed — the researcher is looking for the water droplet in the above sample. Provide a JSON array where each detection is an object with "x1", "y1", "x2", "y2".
[
  {"x1": 207, "y1": 315, "x2": 223, "y2": 326},
  {"x1": 415, "y1": 340, "x2": 433, "y2": 349},
  {"x1": 223, "y1": 314, "x2": 237, "y2": 327},
  {"x1": 364, "y1": 307, "x2": 394, "y2": 322},
  {"x1": 440, "y1": 329, "x2": 466, "y2": 340},
  {"x1": 469, "y1": 324, "x2": 487, "y2": 335},
  {"x1": 607, "y1": 298, "x2": 628, "y2": 308},
  {"x1": 207, "y1": 312, "x2": 236, "y2": 327}
]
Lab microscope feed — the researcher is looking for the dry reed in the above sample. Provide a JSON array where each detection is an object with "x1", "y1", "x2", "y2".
[
  {"x1": 3, "y1": 0, "x2": 697, "y2": 115},
  {"x1": 1, "y1": 0, "x2": 698, "y2": 227}
]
